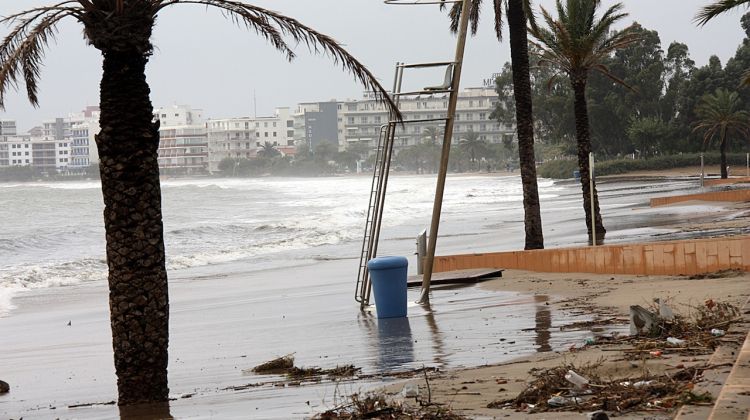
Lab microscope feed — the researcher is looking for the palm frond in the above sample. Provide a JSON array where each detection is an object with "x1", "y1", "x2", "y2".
[
  {"x1": 695, "y1": 0, "x2": 750, "y2": 26},
  {"x1": 158, "y1": 0, "x2": 401, "y2": 120},
  {"x1": 0, "y1": 8, "x2": 77, "y2": 109},
  {"x1": 742, "y1": 68, "x2": 750, "y2": 86}
]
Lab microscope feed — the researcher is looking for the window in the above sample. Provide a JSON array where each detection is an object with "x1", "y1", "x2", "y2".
[
  {"x1": 264, "y1": 122, "x2": 268, "y2": 128},
  {"x1": 287, "y1": 120, "x2": 293, "y2": 127},
  {"x1": 161, "y1": 114, "x2": 166, "y2": 118},
  {"x1": 348, "y1": 117, "x2": 355, "y2": 124},
  {"x1": 256, "y1": 132, "x2": 260, "y2": 137},
  {"x1": 360, "y1": 116, "x2": 368, "y2": 124},
  {"x1": 272, "y1": 122, "x2": 277, "y2": 127},
  {"x1": 175, "y1": 113, "x2": 179, "y2": 117},
  {"x1": 264, "y1": 132, "x2": 268, "y2": 137},
  {"x1": 375, "y1": 116, "x2": 381, "y2": 124},
  {"x1": 479, "y1": 113, "x2": 486, "y2": 120},
  {"x1": 273, "y1": 132, "x2": 277, "y2": 137},
  {"x1": 245, "y1": 122, "x2": 249, "y2": 129},
  {"x1": 25, "y1": 152, "x2": 29, "y2": 156}
]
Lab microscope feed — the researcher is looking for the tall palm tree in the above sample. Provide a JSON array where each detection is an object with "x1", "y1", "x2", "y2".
[
  {"x1": 696, "y1": 0, "x2": 750, "y2": 85},
  {"x1": 443, "y1": 0, "x2": 545, "y2": 249},
  {"x1": 0, "y1": 0, "x2": 398, "y2": 405},
  {"x1": 459, "y1": 129, "x2": 487, "y2": 171},
  {"x1": 693, "y1": 88, "x2": 750, "y2": 178},
  {"x1": 528, "y1": 0, "x2": 639, "y2": 241}
]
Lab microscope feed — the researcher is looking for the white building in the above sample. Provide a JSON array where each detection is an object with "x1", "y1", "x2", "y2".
[
  {"x1": 337, "y1": 87, "x2": 513, "y2": 152},
  {"x1": 206, "y1": 107, "x2": 294, "y2": 173},
  {"x1": 154, "y1": 105, "x2": 209, "y2": 174},
  {"x1": 0, "y1": 120, "x2": 17, "y2": 139}
]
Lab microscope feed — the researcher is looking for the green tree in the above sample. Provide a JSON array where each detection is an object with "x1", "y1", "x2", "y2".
[
  {"x1": 443, "y1": 0, "x2": 544, "y2": 249},
  {"x1": 697, "y1": 0, "x2": 750, "y2": 84},
  {"x1": 529, "y1": 0, "x2": 639, "y2": 241},
  {"x1": 627, "y1": 116, "x2": 669, "y2": 158},
  {"x1": 257, "y1": 141, "x2": 281, "y2": 159},
  {"x1": 0, "y1": 0, "x2": 398, "y2": 405},
  {"x1": 458, "y1": 129, "x2": 488, "y2": 171},
  {"x1": 693, "y1": 88, "x2": 750, "y2": 178}
]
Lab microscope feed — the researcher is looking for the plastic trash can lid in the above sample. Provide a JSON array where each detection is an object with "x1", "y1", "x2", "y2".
[{"x1": 367, "y1": 256, "x2": 408, "y2": 270}]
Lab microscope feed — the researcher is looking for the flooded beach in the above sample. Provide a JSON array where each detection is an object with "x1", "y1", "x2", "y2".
[{"x1": 1, "y1": 173, "x2": 746, "y2": 418}]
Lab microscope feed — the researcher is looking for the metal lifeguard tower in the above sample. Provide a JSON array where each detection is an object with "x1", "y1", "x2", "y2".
[{"x1": 355, "y1": 0, "x2": 473, "y2": 307}]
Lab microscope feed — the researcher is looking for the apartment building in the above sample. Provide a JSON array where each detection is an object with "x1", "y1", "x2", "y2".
[
  {"x1": 154, "y1": 105, "x2": 208, "y2": 173},
  {"x1": 338, "y1": 87, "x2": 513, "y2": 152},
  {"x1": 206, "y1": 108, "x2": 294, "y2": 173}
]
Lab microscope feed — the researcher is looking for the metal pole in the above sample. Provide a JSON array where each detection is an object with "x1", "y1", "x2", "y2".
[
  {"x1": 746, "y1": 152, "x2": 748, "y2": 177},
  {"x1": 700, "y1": 153, "x2": 705, "y2": 188},
  {"x1": 589, "y1": 152, "x2": 596, "y2": 247},
  {"x1": 419, "y1": 0, "x2": 473, "y2": 304}
]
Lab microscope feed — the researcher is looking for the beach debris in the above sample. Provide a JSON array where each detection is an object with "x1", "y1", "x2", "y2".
[
  {"x1": 710, "y1": 328, "x2": 725, "y2": 337},
  {"x1": 247, "y1": 356, "x2": 361, "y2": 382},
  {"x1": 313, "y1": 391, "x2": 467, "y2": 419},
  {"x1": 666, "y1": 337, "x2": 686, "y2": 346},
  {"x1": 547, "y1": 395, "x2": 583, "y2": 406},
  {"x1": 0, "y1": 380, "x2": 9, "y2": 394},
  {"x1": 584, "y1": 337, "x2": 596, "y2": 345},
  {"x1": 649, "y1": 350, "x2": 663, "y2": 357},
  {"x1": 655, "y1": 298, "x2": 675, "y2": 321},
  {"x1": 489, "y1": 360, "x2": 712, "y2": 415},
  {"x1": 564, "y1": 370, "x2": 589, "y2": 390},
  {"x1": 402, "y1": 383, "x2": 419, "y2": 398},
  {"x1": 629, "y1": 305, "x2": 660, "y2": 336},
  {"x1": 251, "y1": 354, "x2": 295, "y2": 374}
]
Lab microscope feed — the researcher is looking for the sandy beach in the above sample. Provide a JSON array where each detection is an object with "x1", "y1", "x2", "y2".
[
  {"x1": 1, "y1": 174, "x2": 749, "y2": 419},
  {"x1": 384, "y1": 270, "x2": 750, "y2": 419}
]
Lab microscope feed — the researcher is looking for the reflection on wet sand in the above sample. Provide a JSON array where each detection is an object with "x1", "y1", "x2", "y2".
[
  {"x1": 423, "y1": 304, "x2": 447, "y2": 368},
  {"x1": 119, "y1": 401, "x2": 173, "y2": 420},
  {"x1": 534, "y1": 295, "x2": 552, "y2": 353},
  {"x1": 377, "y1": 317, "x2": 415, "y2": 371}
]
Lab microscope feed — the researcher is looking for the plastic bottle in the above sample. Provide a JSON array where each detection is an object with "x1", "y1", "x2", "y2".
[
  {"x1": 666, "y1": 337, "x2": 685, "y2": 346},
  {"x1": 565, "y1": 370, "x2": 590, "y2": 389}
]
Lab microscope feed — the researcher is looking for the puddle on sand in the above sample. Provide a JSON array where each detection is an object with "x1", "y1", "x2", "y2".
[
  {"x1": 20, "y1": 285, "x2": 609, "y2": 420},
  {"x1": 160, "y1": 286, "x2": 606, "y2": 418}
]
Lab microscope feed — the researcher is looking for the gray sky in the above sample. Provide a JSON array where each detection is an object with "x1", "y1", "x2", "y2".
[{"x1": 0, "y1": 0, "x2": 747, "y2": 131}]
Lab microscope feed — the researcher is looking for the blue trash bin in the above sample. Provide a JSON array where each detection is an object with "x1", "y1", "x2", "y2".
[{"x1": 367, "y1": 256, "x2": 408, "y2": 318}]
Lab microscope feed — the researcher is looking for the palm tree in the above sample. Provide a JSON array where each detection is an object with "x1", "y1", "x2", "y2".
[
  {"x1": 459, "y1": 129, "x2": 488, "y2": 171},
  {"x1": 443, "y1": 0, "x2": 545, "y2": 249},
  {"x1": 696, "y1": 0, "x2": 750, "y2": 85},
  {"x1": 257, "y1": 141, "x2": 281, "y2": 159},
  {"x1": 528, "y1": 0, "x2": 639, "y2": 241},
  {"x1": 693, "y1": 88, "x2": 750, "y2": 178},
  {"x1": 422, "y1": 125, "x2": 442, "y2": 146},
  {"x1": 0, "y1": 0, "x2": 398, "y2": 405}
]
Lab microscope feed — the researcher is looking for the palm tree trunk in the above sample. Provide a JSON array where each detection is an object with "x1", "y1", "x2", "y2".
[
  {"x1": 720, "y1": 134, "x2": 728, "y2": 179},
  {"x1": 571, "y1": 73, "x2": 606, "y2": 240},
  {"x1": 508, "y1": 0, "x2": 544, "y2": 250},
  {"x1": 96, "y1": 48, "x2": 169, "y2": 404}
]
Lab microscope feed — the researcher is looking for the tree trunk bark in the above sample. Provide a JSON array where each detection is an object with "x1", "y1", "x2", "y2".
[
  {"x1": 571, "y1": 73, "x2": 606, "y2": 241},
  {"x1": 96, "y1": 49, "x2": 169, "y2": 404},
  {"x1": 508, "y1": 0, "x2": 544, "y2": 250},
  {"x1": 720, "y1": 135, "x2": 728, "y2": 179}
]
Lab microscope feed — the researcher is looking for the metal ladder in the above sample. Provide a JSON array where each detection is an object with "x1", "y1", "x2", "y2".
[{"x1": 355, "y1": 0, "x2": 472, "y2": 307}]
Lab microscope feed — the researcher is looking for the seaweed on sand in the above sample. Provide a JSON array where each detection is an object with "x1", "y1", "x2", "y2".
[{"x1": 251, "y1": 354, "x2": 295, "y2": 374}]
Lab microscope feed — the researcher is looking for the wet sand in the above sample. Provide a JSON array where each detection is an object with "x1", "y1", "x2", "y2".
[{"x1": 2, "y1": 176, "x2": 749, "y2": 419}]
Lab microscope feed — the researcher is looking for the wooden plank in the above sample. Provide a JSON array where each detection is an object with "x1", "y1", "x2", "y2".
[{"x1": 407, "y1": 268, "x2": 503, "y2": 287}]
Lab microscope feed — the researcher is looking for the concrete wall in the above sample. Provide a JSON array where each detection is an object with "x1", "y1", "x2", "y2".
[
  {"x1": 650, "y1": 189, "x2": 750, "y2": 207},
  {"x1": 433, "y1": 235, "x2": 750, "y2": 276},
  {"x1": 704, "y1": 177, "x2": 750, "y2": 186}
]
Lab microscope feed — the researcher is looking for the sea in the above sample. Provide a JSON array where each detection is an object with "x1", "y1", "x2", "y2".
[{"x1": 0, "y1": 173, "x2": 719, "y2": 318}]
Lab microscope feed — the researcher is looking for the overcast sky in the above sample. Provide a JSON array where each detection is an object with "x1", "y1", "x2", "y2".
[{"x1": 1, "y1": 0, "x2": 747, "y2": 131}]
